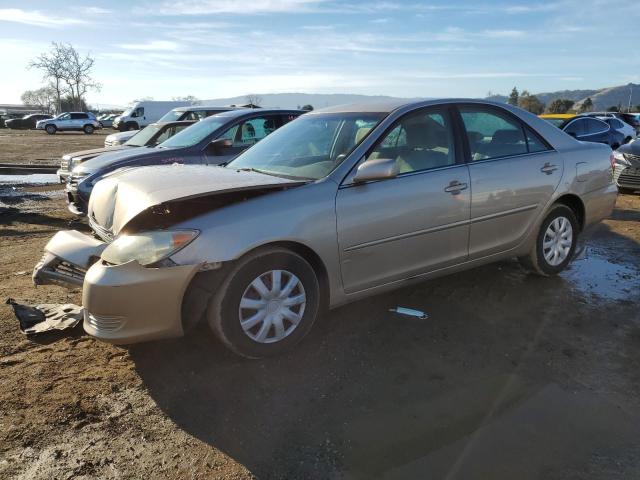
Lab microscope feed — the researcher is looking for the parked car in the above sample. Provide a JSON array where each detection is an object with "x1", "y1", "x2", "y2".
[
  {"x1": 557, "y1": 116, "x2": 624, "y2": 148},
  {"x1": 112, "y1": 100, "x2": 193, "y2": 131},
  {"x1": 5, "y1": 113, "x2": 52, "y2": 129},
  {"x1": 33, "y1": 99, "x2": 617, "y2": 357},
  {"x1": 539, "y1": 113, "x2": 575, "y2": 128},
  {"x1": 104, "y1": 130, "x2": 138, "y2": 147},
  {"x1": 103, "y1": 106, "x2": 233, "y2": 146},
  {"x1": 98, "y1": 114, "x2": 119, "y2": 128},
  {"x1": 0, "y1": 113, "x2": 24, "y2": 128},
  {"x1": 596, "y1": 116, "x2": 636, "y2": 143},
  {"x1": 66, "y1": 108, "x2": 303, "y2": 215},
  {"x1": 36, "y1": 112, "x2": 101, "y2": 134},
  {"x1": 580, "y1": 112, "x2": 640, "y2": 134},
  {"x1": 57, "y1": 120, "x2": 196, "y2": 183},
  {"x1": 611, "y1": 140, "x2": 640, "y2": 193},
  {"x1": 158, "y1": 105, "x2": 236, "y2": 122}
]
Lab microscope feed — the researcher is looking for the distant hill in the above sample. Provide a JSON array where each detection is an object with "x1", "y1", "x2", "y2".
[
  {"x1": 488, "y1": 84, "x2": 639, "y2": 112},
  {"x1": 201, "y1": 93, "x2": 425, "y2": 109}
]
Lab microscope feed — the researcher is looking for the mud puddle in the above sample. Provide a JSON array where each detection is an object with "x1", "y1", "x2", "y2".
[{"x1": 561, "y1": 248, "x2": 640, "y2": 301}]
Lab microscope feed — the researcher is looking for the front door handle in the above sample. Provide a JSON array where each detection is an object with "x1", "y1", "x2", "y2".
[
  {"x1": 444, "y1": 181, "x2": 468, "y2": 195},
  {"x1": 540, "y1": 163, "x2": 558, "y2": 175}
]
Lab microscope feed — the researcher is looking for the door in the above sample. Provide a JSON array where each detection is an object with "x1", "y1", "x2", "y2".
[
  {"x1": 70, "y1": 113, "x2": 86, "y2": 129},
  {"x1": 336, "y1": 107, "x2": 470, "y2": 293},
  {"x1": 458, "y1": 105, "x2": 563, "y2": 259}
]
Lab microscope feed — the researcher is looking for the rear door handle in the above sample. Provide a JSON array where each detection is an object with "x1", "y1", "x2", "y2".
[
  {"x1": 541, "y1": 163, "x2": 558, "y2": 174},
  {"x1": 444, "y1": 181, "x2": 468, "y2": 195}
]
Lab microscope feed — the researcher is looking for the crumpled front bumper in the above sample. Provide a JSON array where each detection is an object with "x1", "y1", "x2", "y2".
[{"x1": 33, "y1": 230, "x2": 200, "y2": 344}]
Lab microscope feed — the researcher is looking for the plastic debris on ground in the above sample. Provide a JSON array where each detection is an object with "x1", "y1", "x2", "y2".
[{"x1": 6, "y1": 298, "x2": 84, "y2": 335}]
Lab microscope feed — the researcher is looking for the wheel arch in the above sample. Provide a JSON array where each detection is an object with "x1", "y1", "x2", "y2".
[{"x1": 553, "y1": 193, "x2": 585, "y2": 231}]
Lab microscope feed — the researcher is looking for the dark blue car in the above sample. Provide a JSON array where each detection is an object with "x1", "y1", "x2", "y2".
[
  {"x1": 559, "y1": 116, "x2": 624, "y2": 149},
  {"x1": 67, "y1": 108, "x2": 304, "y2": 215}
]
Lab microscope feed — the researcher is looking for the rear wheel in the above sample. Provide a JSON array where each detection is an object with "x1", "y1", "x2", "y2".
[
  {"x1": 83, "y1": 124, "x2": 94, "y2": 134},
  {"x1": 207, "y1": 248, "x2": 321, "y2": 358},
  {"x1": 520, "y1": 204, "x2": 579, "y2": 276},
  {"x1": 45, "y1": 124, "x2": 56, "y2": 134},
  {"x1": 125, "y1": 122, "x2": 138, "y2": 131}
]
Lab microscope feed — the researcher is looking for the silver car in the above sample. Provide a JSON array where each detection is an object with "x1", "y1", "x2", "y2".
[
  {"x1": 35, "y1": 112, "x2": 101, "y2": 134},
  {"x1": 33, "y1": 99, "x2": 617, "y2": 358}
]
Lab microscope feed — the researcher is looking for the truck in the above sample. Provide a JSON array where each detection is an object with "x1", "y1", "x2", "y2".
[{"x1": 112, "y1": 100, "x2": 193, "y2": 131}]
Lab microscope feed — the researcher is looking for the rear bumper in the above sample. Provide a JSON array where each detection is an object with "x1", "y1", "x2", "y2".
[
  {"x1": 582, "y1": 182, "x2": 618, "y2": 229},
  {"x1": 33, "y1": 230, "x2": 199, "y2": 344}
]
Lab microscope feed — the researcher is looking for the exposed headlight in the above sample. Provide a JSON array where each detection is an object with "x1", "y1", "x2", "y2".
[{"x1": 101, "y1": 230, "x2": 199, "y2": 266}]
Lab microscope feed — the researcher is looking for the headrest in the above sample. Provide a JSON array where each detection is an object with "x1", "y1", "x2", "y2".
[{"x1": 355, "y1": 127, "x2": 371, "y2": 144}]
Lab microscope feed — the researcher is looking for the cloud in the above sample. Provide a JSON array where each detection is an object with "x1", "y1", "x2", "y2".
[
  {"x1": 0, "y1": 8, "x2": 87, "y2": 28},
  {"x1": 116, "y1": 40, "x2": 182, "y2": 52},
  {"x1": 156, "y1": 0, "x2": 324, "y2": 15},
  {"x1": 482, "y1": 29, "x2": 527, "y2": 38},
  {"x1": 76, "y1": 6, "x2": 111, "y2": 15}
]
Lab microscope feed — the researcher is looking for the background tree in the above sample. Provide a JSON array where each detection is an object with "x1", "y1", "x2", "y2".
[
  {"x1": 21, "y1": 86, "x2": 56, "y2": 113},
  {"x1": 547, "y1": 99, "x2": 574, "y2": 114},
  {"x1": 60, "y1": 95, "x2": 89, "y2": 112},
  {"x1": 518, "y1": 91, "x2": 545, "y2": 114},
  {"x1": 28, "y1": 42, "x2": 68, "y2": 113},
  {"x1": 245, "y1": 94, "x2": 263, "y2": 107},
  {"x1": 607, "y1": 105, "x2": 619, "y2": 112},
  {"x1": 579, "y1": 97, "x2": 594, "y2": 113},
  {"x1": 172, "y1": 95, "x2": 200, "y2": 104},
  {"x1": 62, "y1": 44, "x2": 100, "y2": 111},
  {"x1": 301, "y1": 104, "x2": 314, "y2": 111},
  {"x1": 508, "y1": 87, "x2": 519, "y2": 106}
]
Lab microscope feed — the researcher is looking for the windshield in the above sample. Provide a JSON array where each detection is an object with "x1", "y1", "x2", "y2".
[
  {"x1": 227, "y1": 112, "x2": 385, "y2": 179},
  {"x1": 124, "y1": 124, "x2": 162, "y2": 147},
  {"x1": 158, "y1": 117, "x2": 229, "y2": 148},
  {"x1": 121, "y1": 108, "x2": 133, "y2": 117},
  {"x1": 542, "y1": 118, "x2": 567, "y2": 128},
  {"x1": 158, "y1": 110, "x2": 184, "y2": 122}
]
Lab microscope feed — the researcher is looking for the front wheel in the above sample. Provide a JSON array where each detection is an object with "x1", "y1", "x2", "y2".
[
  {"x1": 207, "y1": 248, "x2": 321, "y2": 358},
  {"x1": 45, "y1": 124, "x2": 56, "y2": 134},
  {"x1": 83, "y1": 124, "x2": 94, "y2": 134},
  {"x1": 520, "y1": 204, "x2": 579, "y2": 276}
]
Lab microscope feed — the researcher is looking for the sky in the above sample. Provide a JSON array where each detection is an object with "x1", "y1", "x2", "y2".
[{"x1": 1, "y1": 0, "x2": 639, "y2": 107}]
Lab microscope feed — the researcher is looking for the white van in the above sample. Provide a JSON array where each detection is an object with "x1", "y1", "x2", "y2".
[{"x1": 113, "y1": 100, "x2": 193, "y2": 131}]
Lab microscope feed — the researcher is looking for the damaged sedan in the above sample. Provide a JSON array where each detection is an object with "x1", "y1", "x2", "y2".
[{"x1": 32, "y1": 99, "x2": 617, "y2": 358}]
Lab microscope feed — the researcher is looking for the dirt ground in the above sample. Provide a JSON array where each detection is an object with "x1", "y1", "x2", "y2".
[
  {"x1": 1, "y1": 178, "x2": 640, "y2": 478},
  {"x1": 0, "y1": 129, "x2": 111, "y2": 164}
]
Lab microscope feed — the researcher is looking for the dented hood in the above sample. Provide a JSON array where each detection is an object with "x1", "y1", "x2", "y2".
[{"x1": 89, "y1": 164, "x2": 301, "y2": 235}]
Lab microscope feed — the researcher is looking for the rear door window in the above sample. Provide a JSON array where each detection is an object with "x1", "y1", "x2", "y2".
[
  {"x1": 563, "y1": 119, "x2": 585, "y2": 136},
  {"x1": 233, "y1": 116, "x2": 281, "y2": 147},
  {"x1": 584, "y1": 118, "x2": 608, "y2": 134},
  {"x1": 458, "y1": 106, "x2": 528, "y2": 160}
]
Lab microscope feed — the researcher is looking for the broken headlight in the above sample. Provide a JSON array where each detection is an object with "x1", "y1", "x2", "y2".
[{"x1": 101, "y1": 230, "x2": 199, "y2": 266}]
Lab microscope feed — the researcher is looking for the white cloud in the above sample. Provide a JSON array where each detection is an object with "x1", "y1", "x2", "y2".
[
  {"x1": 116, "y1": 40, "x2": 182, "y2": 52},
  {"x1": 156, "y1": 0, "x2": 324, "y2": 15},
  {"x1": 482, "y1": 29, "x2": 527, "y2": 38},
  {"x1": 76, "y1": 6, "x2": 111, "y2": 15},
  {"x1": 0, "y1": 8, "x2": 87, "y2": 28}
]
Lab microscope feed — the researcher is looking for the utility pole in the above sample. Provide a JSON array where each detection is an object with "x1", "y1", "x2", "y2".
[{"x1": 628, "y1": 85, "x2": 633, "y2": 113}]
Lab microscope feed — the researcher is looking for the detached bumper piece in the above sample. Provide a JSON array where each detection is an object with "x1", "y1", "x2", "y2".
[
  {"x1": 7, "y1": 298, "x2": 83, "y2": 335},
  {"x1": 33, "y1": 252, "x2": 87, "y2": 287}
]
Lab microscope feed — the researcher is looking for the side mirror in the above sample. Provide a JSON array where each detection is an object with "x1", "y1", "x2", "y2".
[
  {"x1": 208, "y1": 138, "x2": 233, "y2": 156},
  {"x1": 353, "y1": 158, "x2": 399, "y2": 183}
]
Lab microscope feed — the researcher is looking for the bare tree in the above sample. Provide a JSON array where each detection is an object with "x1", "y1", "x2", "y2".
[
  {"x1": 245, "y1": 94, "x2": 263, "y2": 107},
  {"x1": 62, "y1": 44, "x2": 100, "y2": 111},
  {"x1": 29, "y1": 42, "x2": 69, "y2": 113},
  {"x1": 21, "y1": 87, "x2": 57, "y2": 113},
  {"x1": 172, "y1": 95, "x2": 200, "y2": 104}
]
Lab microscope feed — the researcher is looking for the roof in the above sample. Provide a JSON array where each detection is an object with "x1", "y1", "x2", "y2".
[
  {"x1": 171, "y1": 105, "x2": 234, "y2": 112},
  {"x1": 203, "y1": 108, "x2": 304, "y2": 121},
  {"x1": 150, "y1": 120, "x2": 197, "y2": 127},
  {"x1": 311, "y1": 98, "x2": 530, "y2": 115}
]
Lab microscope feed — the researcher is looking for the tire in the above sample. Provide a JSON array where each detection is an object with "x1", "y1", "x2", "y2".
[
  {"x1": 125, "y1": 122, "x2": 138, "y2": 131},
  {"x1": 45, "y1": 124, "x2": 56, "y2": 135},
  {"x1": 520, "y1": 204, "x2": 579, "y2": 276},
  {"x1": 206, "y1": 247, "x2": 321, "y2": 358},
  {"x1": 83, "y1": 124, "x2": 94, "y2": 134}
]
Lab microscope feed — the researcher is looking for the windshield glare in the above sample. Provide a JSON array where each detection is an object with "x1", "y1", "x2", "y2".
[
  {"x1": 158, "y1": 110, "x2": 183, "y2": 122},
  {"x1": 227, "y1": 113, "x2": 385, "y2": 179},
  {"x1": 158, "y1": 117, "x2": 228, "y2": 148},
  {"x1": 124, "y1": 124, "x2": 161, "y2": 147}
]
